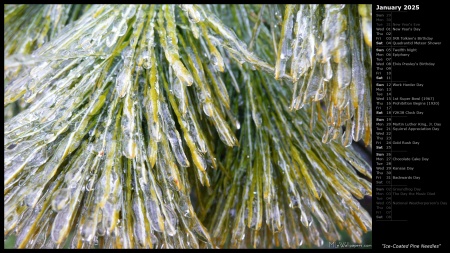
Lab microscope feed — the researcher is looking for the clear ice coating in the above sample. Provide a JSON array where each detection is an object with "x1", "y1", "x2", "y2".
[{"x1": 4, "y1": 4, "x2": 371, "y2": 249}]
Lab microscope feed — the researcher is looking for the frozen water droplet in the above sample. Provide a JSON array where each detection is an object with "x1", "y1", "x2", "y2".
[
  {"x1": 86, "y1": 177, "x2": 95, "y2": 191},
  {"x1": 202, "y1": 102, "x2": 214, "y2": 117},
  {"x1": 211, "y1": 55, "x2": 218, "y2": 66},
  {"x1": 146, "y1": 199, "x2": 162, "y2": 232},
  {"x1": 118, "y1": 24, "x2": 128, "y2": 37},
  {"x1": 164, "y1": 205, "x2": 178, "y2": 236},
  {"x1": 81, "y1": 218, "x2": 96, "y2": 242},
  {"x1": 51, "y1": 207, "x2": 70, "y2": 244},
  {"x1": 122, "y1": 5, "x2": 137, "y2": 20},
  {"x1": 106, "y1": 33, "x2": 116, "y2": 47},
  {"x1": 52, "y1": 188, "x2": 70, "y2": 211},
  {"x1": 5, "y1": 211, "x2": 18, "y2": 233},
  {"x1": 181, "y1": 5, "x2": 204, "y2": 23}
]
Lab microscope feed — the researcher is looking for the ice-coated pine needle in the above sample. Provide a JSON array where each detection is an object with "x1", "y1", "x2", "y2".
[{"x1": 4, "y1": 4, "x2": 372, "y2": 249}]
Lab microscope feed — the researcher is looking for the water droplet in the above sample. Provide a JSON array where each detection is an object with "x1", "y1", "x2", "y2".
[
  {"x1": 79, "y1": 35, "x2": 93, "y2": 50},
  {"x1": 106, "y1": 33, "x2": 116, "y2": 47},
  {"x1": 236, "y1": 120, "x2": 241, "y2": 130},
  {"x1": 86, "y1": 177, "x2": 95, "y2": 191},
  {"x1": 211, "y1": 55, "x2": 218, "y2": 66},
  {"x1": 202, "y1": 102, "x2": 214, "y2": 117},
  {"x1": 81, "y1": 218, "x2": 96, "y2": 242}
]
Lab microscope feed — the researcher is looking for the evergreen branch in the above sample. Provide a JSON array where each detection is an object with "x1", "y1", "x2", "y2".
[{"x1": 4, "y1": 4, "x2": 372, "y2": 249}]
